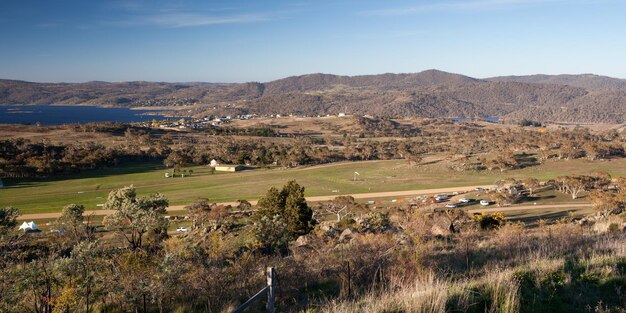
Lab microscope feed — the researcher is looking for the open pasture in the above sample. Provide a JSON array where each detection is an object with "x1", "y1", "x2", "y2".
[{"x1": 2, "y1": 157, "x2": 625, "y2": 215}]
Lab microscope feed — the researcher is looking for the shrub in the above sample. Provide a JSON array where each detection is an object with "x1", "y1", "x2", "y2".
[
  {"x1": 358, "y1": 212, "x2": 393, "y2": 233},
  {"x1": 473, "y1": 212, "x2": 506, "y2": 230},
  {"x1": 336, "y1": 217, "x2": 356, "y2": 230},
  {"x1": 252, "y1": 215, "x2": 291, "y2": 254}
]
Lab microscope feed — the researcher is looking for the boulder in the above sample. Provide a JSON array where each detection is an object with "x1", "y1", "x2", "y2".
[
  {"x1": 339, "y1": 228, "x2": 354, "y2": 242},
  {"x1": 295, "y1": 235, "x2": 309, "y2": 248},
  {"x1": 319, "y1": 221, "x2": 335, "y2": 232},
  {"x1": 430, "y1": 225, "x2": 448, "y2": 236},
  {"x1": 394, "y1": 233, "x2": 414, "y2": 246}
]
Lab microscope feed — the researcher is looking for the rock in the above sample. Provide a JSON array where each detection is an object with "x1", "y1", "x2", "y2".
[
  {"x1": 430, "y1": 225, "x2": 448, "y2": 236},
  {"x1": 339, "y1": 228, "x2": 353, "y2": 242},
  {"x1": 394, "y1": 233, "x2": 414, "y2": 246},
  {"x1": 319, "y1": 222, "x2": 335, "y2": 232},
  {"x1": 295, "y1": 235, "x2": 309, "y2": 248}
]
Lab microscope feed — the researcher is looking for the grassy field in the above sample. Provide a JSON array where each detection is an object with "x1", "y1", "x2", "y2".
[{"x1": 2, "y1": 157, "x2": 626, "y2": 214}]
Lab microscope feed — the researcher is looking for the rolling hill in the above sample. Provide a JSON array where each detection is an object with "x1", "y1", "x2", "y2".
[
  {"x1": 487, "y1": 73, "x2": 626, "y2": 89},
  {"x1": 1, "y1": 70, "x2": 626, "y2": 123}
]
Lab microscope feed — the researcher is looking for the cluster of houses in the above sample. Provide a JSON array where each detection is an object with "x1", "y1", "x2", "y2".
[
  {"x1": 139, "y1": 113, "x2": 350, "y2": 130},
  {"x1": 142, "y1": 114, "x2": 259, "y2": 129}
]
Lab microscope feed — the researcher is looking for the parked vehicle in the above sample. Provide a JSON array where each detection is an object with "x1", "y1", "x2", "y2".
[
  {"x1": 459, "y1": 198, "x2": 473, "y2": 203},
  {"x1": 435, "y1": 194, "x2": 449, "y2": 202},
  {"x1": 176, "y1": 226, "x2": 189, "y2": 232},
  {"x1": 480, "y1": 200, "x2": 491, "y2": 206},
  {"x1": 445, "y1": 203, "x2": 458, "y2": 208}
]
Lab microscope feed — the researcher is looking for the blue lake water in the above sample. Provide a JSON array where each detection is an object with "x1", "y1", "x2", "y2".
[{"x1": 0, "y1": 105, "x2": 174, "y2": 125}]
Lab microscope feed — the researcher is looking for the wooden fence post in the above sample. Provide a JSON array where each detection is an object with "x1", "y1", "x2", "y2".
[
  {"x1": 267, "y1": 267, "x2": 275, "y2": 313},
  {"x1": 232, "y1": 267, "x2": 276, "y2": 313}
]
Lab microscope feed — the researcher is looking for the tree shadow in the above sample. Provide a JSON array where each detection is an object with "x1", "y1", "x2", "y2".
[
  {"x1": 3, "y1": 161, "x2": 165, "y2": 189},
  {"x1": 514, "y1": 152, "x2": 541, "y2": 169}
]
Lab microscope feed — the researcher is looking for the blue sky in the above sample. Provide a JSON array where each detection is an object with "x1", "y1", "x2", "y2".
[{"x1": 1, "y1": 0, "x2": 625, "y2": 83}]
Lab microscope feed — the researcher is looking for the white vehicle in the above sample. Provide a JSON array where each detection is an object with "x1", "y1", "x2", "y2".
[
  {"x1": 176, "y1": 226, "x2": 189, "y2": 232},
  {"x1": 445, "y1": 203, "x2": 458, "y2": 208},
  {"x1": 475, "y1": 187, "x2": 485, "y2": 191},
  {"x1": 479, "y1": 200, "x2": 491, "y2": 206},
  {"x1": 459, "y1": 198, "x2": 473, "y2": 203}
]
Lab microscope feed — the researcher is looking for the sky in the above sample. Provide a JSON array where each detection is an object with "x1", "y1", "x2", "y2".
[{"x1": 1, "y1": 0, "x2": 625, "y2": 83}]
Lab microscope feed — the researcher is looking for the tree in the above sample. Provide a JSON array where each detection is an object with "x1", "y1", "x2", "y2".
[
  {"x1": 555, "y1": 176, "x2": 593, "y2": 199},
  {"x1": 588, "y1": 190, "x2": 626, "y2": 214},
  {"x1": 488, "y1": 190, "x2": 519, "y2": 207},
  {"x1": 237, "y1": 200, "x2": 252, "y2": 211},
  {"x1": 614, "y1": 177, "x2": 626, "y2": 194},
  {"x1": 60, "y1": 242, "x2": 105, "y2": 313},
  {"x1": 185, "y1": 198, "x2": 211, "y2": 229},
  {"x1": 405, "y1": 154, "x2": 423, "y2": 168},
  {"x1": 323, "y1": 196, "x2": 356, "y2": 222},
  {"x1": 254, "y1": 181, "x2": 314, "y2": 251},
  {"x1": 252, "y1": 215, "x2": 291, "y2": 253},
  {"x1": 56, "y1": 204, "x2": 93, "y2": 244},
  {"x1": 103, "y1": 186, "x2": 169, "y2": 251},
  {"x1": 521, "y1": 178, "x2": 540, "y2": 196},
  {"x1": 0, "y1": 207, "x2": 19, "y2": 235}
]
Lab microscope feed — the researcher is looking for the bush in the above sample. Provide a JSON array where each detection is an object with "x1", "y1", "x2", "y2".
[
  {"x1": 336, "y1": 217, "x2": 356, "y2": 230},
  {"x1": 358, "y1": 212, "x2": 393, "y2": 233},
  {"x1": 252, "y1": 215, "x2": 291, "y2": 254},
  {"x1": 473, "y1": 212, "x2": 506, "y2": 230}
]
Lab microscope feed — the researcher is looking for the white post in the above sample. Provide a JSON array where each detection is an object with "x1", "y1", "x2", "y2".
[{"x1": 267, "y1": 267, "x2": 275, "y2": 313}]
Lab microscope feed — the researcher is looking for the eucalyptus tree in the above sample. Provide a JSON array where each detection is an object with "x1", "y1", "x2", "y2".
[{"x1": 103, "y1": 186, "x2": 169, "y2": 251}]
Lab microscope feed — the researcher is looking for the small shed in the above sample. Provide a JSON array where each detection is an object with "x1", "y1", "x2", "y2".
[
  {"x1": 210, "y1": 159, "x2": 219, "y2": 168},
  {"x1": 215, "y1": 165, "x2": 244, "y2": 172}
]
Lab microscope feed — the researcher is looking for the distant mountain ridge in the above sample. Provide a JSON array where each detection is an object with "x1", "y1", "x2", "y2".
[
  {"x1": 1, "y1": 70, "x2": 626, "y2": 123},
  {"x1": 263, "y1": 70, "x2": 480, "y2": 94},
  {"x1": 487, "y1": 74, "x2": 626, "y2": 90}
]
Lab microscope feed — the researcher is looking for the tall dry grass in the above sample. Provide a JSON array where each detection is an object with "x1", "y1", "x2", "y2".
[{"x1": 318, "y1": 269, "x2": 520, "y2": 313}]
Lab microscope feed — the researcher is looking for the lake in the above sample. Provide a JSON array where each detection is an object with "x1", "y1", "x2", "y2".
[{"x1": 0, "y1": 105, "x2": 176, "y2": 125}]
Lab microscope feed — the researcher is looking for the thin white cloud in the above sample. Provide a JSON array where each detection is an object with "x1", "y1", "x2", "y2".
[
  {"x1": 104, "y1": 11, "x2": 272, "y2": 28},
  {"x1": 138, "y1": 12, "x2": 269, "y2": 27},
  {"x1": 361, "y1": 0, "x2": 593, "y2": 16},
  {"x1": 103, "y1": 1, "x2": 276, "y2": 28}
]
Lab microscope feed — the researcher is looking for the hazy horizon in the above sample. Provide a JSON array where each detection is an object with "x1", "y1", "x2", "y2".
[{"x1": 2, "y1": 0, "x2": 626, "y2": 83}]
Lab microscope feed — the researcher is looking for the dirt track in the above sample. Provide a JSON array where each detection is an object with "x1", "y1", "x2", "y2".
[
  {"x1": 467, "y1": 203, "x2": 591, "y2": 214},
  {"x1": 18, "y1": 184, "x2": 592, "y2": 221}
]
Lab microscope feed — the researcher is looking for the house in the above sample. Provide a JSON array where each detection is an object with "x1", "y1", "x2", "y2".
[
  {"x1": 215, "y1": 165, "x2": 245, "y2": 172},
  {"x1": 19, "y1": 221, "x2": 39, "y2": 232},
  {"x1": 209, "y1": 159, "x2": 219, "y2": 167}
]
